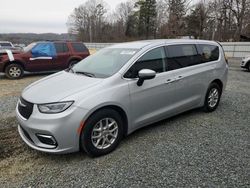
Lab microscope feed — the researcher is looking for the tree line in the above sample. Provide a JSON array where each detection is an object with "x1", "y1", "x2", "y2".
[{"x1": 67, "y1": 0, "x2": 250, "y2": 42}]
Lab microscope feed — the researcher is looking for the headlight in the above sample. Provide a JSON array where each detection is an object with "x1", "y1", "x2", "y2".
[{"x1": 38, "y1": 101, "x2": 74, "y2": 114}]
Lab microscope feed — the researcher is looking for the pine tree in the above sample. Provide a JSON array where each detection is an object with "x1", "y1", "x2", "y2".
[{"x1": 136, "y1": 0, "x2": 157, "y2": 39}]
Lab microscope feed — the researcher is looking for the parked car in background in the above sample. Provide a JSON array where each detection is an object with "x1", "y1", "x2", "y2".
[
  {"x1": 16, "y1": 39, "x2": 228, "y2": 157},
  {"x1": 0, "y1": 41, "x2": 90, "y2": 79},
  {"x1": 241, "y1": 55, "x2": 250, "y2": 71},
  {"x1": 0, "y1": 41, "x2": 21, "y2": 55}
]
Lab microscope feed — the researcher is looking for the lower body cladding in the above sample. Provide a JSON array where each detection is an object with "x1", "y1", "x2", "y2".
[{"x1": 16, "y1": 103, "x2": 88, "y2": 154}]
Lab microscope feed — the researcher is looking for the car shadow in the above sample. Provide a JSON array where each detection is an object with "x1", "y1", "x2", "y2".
[
  {"x1": 124, "y1": 108, "x2": 202, "y2": 140},
  {"x1": 34, "y1": 108, "x2": 203, "y2": 161}
]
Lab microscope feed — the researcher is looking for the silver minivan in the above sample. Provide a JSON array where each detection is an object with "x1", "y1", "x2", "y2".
[{"x1": 16, "y1": 40, "x2": 228, "y2": 157}]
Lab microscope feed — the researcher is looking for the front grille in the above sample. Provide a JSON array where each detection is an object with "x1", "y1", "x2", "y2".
[{"x1": 18, "y1": 97, "x2": 34, "y2": 120}]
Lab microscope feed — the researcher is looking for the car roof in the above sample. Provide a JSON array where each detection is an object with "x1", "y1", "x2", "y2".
[
  {"x1": 36, "y1": 41, "x2": 82, "y2": 43},
  {"x1": 0, "y1": 41, "x2": 12, "y2": 43},
  {"x1": 108, "y1": 39, "x2": 219, "y2": 49}
]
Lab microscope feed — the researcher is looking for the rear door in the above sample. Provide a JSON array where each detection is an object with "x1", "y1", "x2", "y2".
[
  {"x1": 52, "y1": 42, "x2": 71, "y2": 70},
  {"x1": 165, "y1": 43, "x2": 219, "y2": 111}
]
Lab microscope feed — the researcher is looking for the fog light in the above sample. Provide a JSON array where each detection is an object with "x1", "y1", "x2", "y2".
[{"x1": 36, "y1": 134, "x2": 57, "y2": 146}]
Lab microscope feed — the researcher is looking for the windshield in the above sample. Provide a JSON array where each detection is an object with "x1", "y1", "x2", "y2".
[
  {"x1": 23, "y1": 42, "x2": 37, "y2": 52},
  {"x1": 72, "y1": 48, "x2": 138, "y2": 78}
]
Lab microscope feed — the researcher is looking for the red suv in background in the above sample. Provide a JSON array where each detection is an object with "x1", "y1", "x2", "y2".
[{"x1": 0, "y1": 41, "x2": 90, "y2": 79}]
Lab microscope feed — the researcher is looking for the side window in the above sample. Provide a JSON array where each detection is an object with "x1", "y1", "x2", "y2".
[
  {"x1": 31, "y1": 42, "x2": 56, "y2": 58},
  {"x1": 124, "y1": 47, "x2": 166, "y2": 78},
  {"x1": 198, "y1": 44, "x2": 219, "y2": 63},
  {"x1": 166, "y1": 44, "x2": 200, "y2": 70},
  {"x1": 72, "y1": 43, "x2": 88, "y2": 52},
  {"x1": 0, "y1": 42, "x2": 12, "y2": 47},
  {"x1": 54, "y1": 43, "x2": 69, "y2": 53}
]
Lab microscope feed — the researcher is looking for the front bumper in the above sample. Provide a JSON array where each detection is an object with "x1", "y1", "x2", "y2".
[{"x1": 16, "y1": 103, "x2": 88, "y2": 154}]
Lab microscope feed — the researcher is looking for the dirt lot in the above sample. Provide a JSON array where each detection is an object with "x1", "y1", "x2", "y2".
[{"x1": 0, "y1": 60, "x2": 249, "y2": 187}]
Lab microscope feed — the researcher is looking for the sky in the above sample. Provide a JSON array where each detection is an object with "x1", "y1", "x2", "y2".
[{"x1": 0, "y1": 0, "x2": 125, "y2": 33}]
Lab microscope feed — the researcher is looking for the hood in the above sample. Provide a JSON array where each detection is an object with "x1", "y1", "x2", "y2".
[{"x1": 22, "y1": 71, "x2": 103, "y2": 104}]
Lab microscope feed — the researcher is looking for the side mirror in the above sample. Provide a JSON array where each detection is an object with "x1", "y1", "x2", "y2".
[{"x1": 137, "y1": 69, "x2": 156, "y2": 86}]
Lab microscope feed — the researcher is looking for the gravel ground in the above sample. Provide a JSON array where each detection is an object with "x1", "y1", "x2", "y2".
[{"x1": 0, "y1": 59, "x2": 249, "y2": 187}]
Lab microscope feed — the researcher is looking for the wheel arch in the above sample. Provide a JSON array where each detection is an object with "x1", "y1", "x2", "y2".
[
  {"x1": 83, "y1": 105, "x2": 129, "y2": 137},
  {"x1": 68, "y1": 56, "x2": 82, "y2": 64},
  {"x1": 3, "y1": 60, "x2": 25, "y2": 72},
  {"x1": 210, "y1": 79, "x2": 223, "y2": 91}
]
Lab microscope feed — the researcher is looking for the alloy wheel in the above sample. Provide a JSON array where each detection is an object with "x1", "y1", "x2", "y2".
[
  {"x1": 9, "y1": 66, "x2": 21, "y2": 78},
  {"x1": 91, "y1": 118, "x2": 118, "y2": 150},
  {"x1": 208, "y1": 88, "x2": 219, "y2": 108}
]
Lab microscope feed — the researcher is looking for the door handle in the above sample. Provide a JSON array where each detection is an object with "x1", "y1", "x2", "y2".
[
  {"x1": 175, "y1": 76, "x2": 183, "y2": 81},
  {"x1": 165, "y1": 78, "x2": 176, "y2": 84}
]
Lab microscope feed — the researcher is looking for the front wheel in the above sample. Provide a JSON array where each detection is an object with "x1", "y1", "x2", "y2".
[
  {"x1": 80, "y1": 109, "x2": 124, "y2": 157},
  {"x1": 5, "y1": 63, "x2": 24, "y2": 79},
  {"x1": 203, "y1": 83, "x2": 221, "y2": 112}
]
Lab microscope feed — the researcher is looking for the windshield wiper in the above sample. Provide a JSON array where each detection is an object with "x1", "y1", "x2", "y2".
[
  {"x1": 67, "y1": 67, "x2": 75, "y2": 73},
  {"x1": 75, "y1": 71, "x2": 95, "y2": 77}
]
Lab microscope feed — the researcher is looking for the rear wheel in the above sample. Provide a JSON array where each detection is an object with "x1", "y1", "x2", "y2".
[
  {"x1": 80, "y1": 109, "x2": 124, "y2": 157},
  {"x1": 247, "y1": 62, "x2": 250, "y2": 71},
  {"x1": 203, "y1": 83, "x2": 221, "y2": 112},
  {"x1": 5, "y1": 63, "x2": 24, "y2": 79}
]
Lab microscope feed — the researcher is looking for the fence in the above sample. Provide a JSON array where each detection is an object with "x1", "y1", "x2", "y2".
[
  {"x1": 220, "y1": 42, "x2": 250, "y2": 58},
  {"x1": 85, "y1": 42, "x2": 250, "y2": 58}
]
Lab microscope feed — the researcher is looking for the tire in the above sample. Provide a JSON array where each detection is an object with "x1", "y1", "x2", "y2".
[
  {"x1": 80, "y1": 108, "x2": 124, "y2": 157},
  {"x1": 5, "y1": 63, "x2": 24, "y2": 79},
  {"x1": 69, "y1": 60, "x2": 79, "y2": 68},
  {"x1": 247, "y1": 62, "x2": 250, "y2": 72},
  {"x1": 203, "y1": 82, "x2": 222, "y2": 112}
]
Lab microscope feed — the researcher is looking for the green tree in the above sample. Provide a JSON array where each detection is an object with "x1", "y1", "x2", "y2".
[
  {"x1": 136, "y1": 0, "x2": 157, "y2": 39},
  {"x1": 167, "y1": 0, "x2": 187, "y2": 37},
  {"x1": 125, "y1": 12, "x2": 139, "y2": 37},
  {"x1": 185, "y1": 2, "x2": 207, "y2": 39}
]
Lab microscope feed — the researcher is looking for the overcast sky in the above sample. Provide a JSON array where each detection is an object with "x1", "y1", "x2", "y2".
[{"x1": 0, "y1": 0, "x2": 125, "y2": 33}]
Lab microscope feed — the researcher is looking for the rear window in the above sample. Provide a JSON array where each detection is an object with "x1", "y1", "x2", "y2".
[
  {"x1": 71, "y1": 43, "x2": 88, "y2": 52},
  {"x1": 198, "y1": 44, "x2": 219, "y2": 63},
  {"x1": 54, "y1": 43, "x2": 69, "y2": 53}
]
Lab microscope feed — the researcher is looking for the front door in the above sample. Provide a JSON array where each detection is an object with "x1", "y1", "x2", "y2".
[
  {"x1": 124, "y1": 47, "x2": 178, "y2": 130},
  {"x1": 27, "y1": 56, "x2": 54, "y2": 72},
  {"x1": 26, "y1": 42, "x2": 55, "y2": 72}
]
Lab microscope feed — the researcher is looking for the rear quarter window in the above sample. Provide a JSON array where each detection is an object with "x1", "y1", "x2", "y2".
[
  {"x1": 198, "y1": 44, "x2": 219, "y2": 63},
  {"x1": 71, "y1": 43, "x2": 88, "y2": 52},
  {"x1": 54, "y1": 43, "x2": 69, "y2": 53}
]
